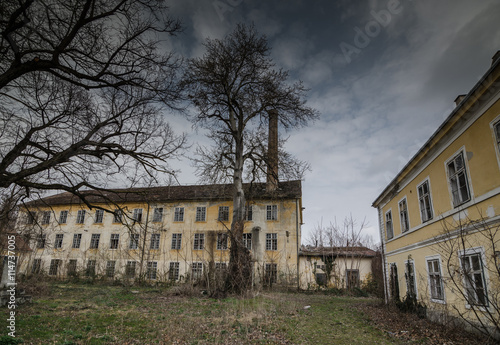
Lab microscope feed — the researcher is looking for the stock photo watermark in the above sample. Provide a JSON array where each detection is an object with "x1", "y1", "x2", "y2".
[
  {"x1": 340, "y1": 0, "x2": 413, "y2": 64},
  {"x1": 5, "y1": 234, "x2": 17, "y2": 338},
  {"x1": 213, "y1": 0, "x2": 243, "y2": 22}
]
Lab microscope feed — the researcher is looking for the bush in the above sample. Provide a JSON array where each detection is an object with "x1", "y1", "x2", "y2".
[{"x1": 395, "y1": 293, "x2": 427, "y2": 318}]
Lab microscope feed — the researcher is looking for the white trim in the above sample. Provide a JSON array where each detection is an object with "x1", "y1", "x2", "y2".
[
  {"x1": 458, "y1": 246, "x2": 490, "y2": 310},
  {"x1": 425, "y1": 254, "x2": 447, "y2": 304},
  {"x1": 444, "y1": 146, "x2": 474, "y2": 209},
  {"x1": 385, "y1": 186, "x2": 500, "y2": 246},
  {"x1": 489, "y1": 114, "x2": 500, "y2": 170}
]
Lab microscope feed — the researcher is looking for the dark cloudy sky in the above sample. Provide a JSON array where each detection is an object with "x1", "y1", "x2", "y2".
[{"x1": 162, "y1": 0, "x2": 500, "y2": 244}]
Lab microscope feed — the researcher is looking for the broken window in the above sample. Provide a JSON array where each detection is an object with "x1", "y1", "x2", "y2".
[
  {"x1": 217, "y1": 233, "x2": 228, "y2": 250},
  {"x1": 110, "y1": 234, "x2": 119, "y2": 249},
  {"x1": 192, "y1": 262, "x2": 203, "y2": 281},
  {"x1": 418, "y1": 180, "x2": 433, "y2": 222},
  {"x1": 126, "y1": 261, "x2": 136, "y2": 278},
  {"x1": 59, "y1": 210, "x2": 68, "y2": 224},
  {"x1": 67, "y1": 259, "x2": 77, "y2": 275},
  {"x1": 36, "y1": 234, "x2": 46, "y2": 249},
  {"x1": 42, "y1": 211, "x2": 51, "y2": 225},
  {"x1": 243, "y1": 233, "x2": 252, "y2": 250},
  {"x1": 385, "y1": 210, "x2": 393, "y2": 239},
  {"x1": 447, "y1": 152, "x2": 471, "y2": 207},
  {"x1": 113, "y1": 209, "x2": 122, "y2": 223},
  {"x1": 399, "y1": 198, "x2": 410, "y2": 233},
  {"x1": 129, "y1": 234, "x2": 139, "y2": 249},
  {"x1": 86, "y1": 260, "x2": 96, "y2": 277},
  {"x1": 153, "y1": 207, "x2": 164, "y2": 222},
  {"x1": 132, "y1": 208, "x2": 143, "y2": 223},
  {"x1": 54, "y1": 234, "x2": 64, "y2": 249},
  {"x1": 218, "y1": 206, "x2": 230, "y2": 221}
]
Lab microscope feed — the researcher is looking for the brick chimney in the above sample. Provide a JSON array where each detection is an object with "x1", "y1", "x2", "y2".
[{"x1": 266, "y1": 109, "x2": 279, "y2": 192}]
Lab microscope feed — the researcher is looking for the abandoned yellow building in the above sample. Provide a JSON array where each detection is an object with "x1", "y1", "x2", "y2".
[
  {"x1": 372, "y1": 51, "x2": 500, "y2": 338},
  {"x1": 17, "y1": 181, "x2": 303, "y2": 286}
]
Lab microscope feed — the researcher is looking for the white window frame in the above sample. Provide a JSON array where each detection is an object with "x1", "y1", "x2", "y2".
[
  {"x1": 398, "y1": 197, "x2": 410, "y2": 233},
  {"x1": 265, "y1": 263, "x2": 277, "y2": 284},
  {"x1": 417, "y1": 178, "x2": 434, "y2": 223},
  {"x1": 171, "y1": 233, "x2": 182, "y2": 250},
  {"x1": 90, "y1": 234, "x2": 100, "y2": 249},
  {"x1": 76, "y1": 210, "x2": 86, "y2": 224},
  {"x1": 195, "y1": 207, "x2": 206, "y2": 222},
  {"x1": 129, "y1": 234, "x2": 139, "y2": 249},
  {"x1": 243, "y1": 233, "x2": 252, "y2": 250},
  {"x1": 459, "y1": 246, "x2": 490, "y2": 308},
  {"x1": 132, "y1": 208, "x2": 143, "y2": 223},
  {"x1": 126, "y1": 261, "x2": 136, "y2": 278},
  {"x1": 404, "y1": 259, "x2": 418, "y2": 299},
  {"x1": 385, "y1": 209, "x2": 393, "y2": 240},
  {"x1": 95, "y1": 209, "x2": 104, "y2": 223},
  {"x1": 150, "y1": 233, "x2": 160, "y2": 250},
  {"x1": 266, "y1": 205, "x2": 278, "y2": 221},
  {"x1": 153, "y1": 207, "x2": 163, "y2": 223},
  {"x1": 113, "y1": 209, "x2": 122, "y2": 223},
  {"x1": 110, "y1": 233, "x2": 119, "y2": 249},
  {"x1": 41, "y1": 211, "x2": 51, "y2": 225},
  {"x1": 425, "y1": 255, "x2": 446, "y2": 304},
  {"x1": 445, "y1": 148, "x2": 472, "y2": 208},
  {"x1": 36, "y1": 234, "x2": 46, "y2": 249},
  {"x1": 193, "y1": 233, "x2": 205, "y2": 250},
  {"x1": 147, "y1": 261, "x2": 158, "y2": 280},
  {"x1": 216, "y1": 233, "x2": 228, "y2": 250},
  {"x1": 218, "y1": 206, "x2": 230, "y2": 222},
  {"x1": 169, "y1": 262, "x2": 180, "y2": 280},
  {"x1": 106, "y1": 260, "x2": 116, "y2": 278},
  {"x1": 245, "y1": 205, "x2": 253, "y2": 221},
  {"x1": 174, "y1": 207, "x2": 184, "y2": 222},
  {"x1": 59, "y1": 210, "x2": 68, "y2": 224},
  {"x1": 191, "y1": 262, "x2": 203, "y2": 280},
  {"x1": 265, "y1": 233, "x2": 277, "y2": 251},
  {"x1": 48, "y1": 259, "x2": 61, "y2": 276},
  {"x1": 72, "y1": 234, "x2": 82, "y2": 249},
  {"x1": 54, "y1": 234, "x2": 64, "y2": 249}
]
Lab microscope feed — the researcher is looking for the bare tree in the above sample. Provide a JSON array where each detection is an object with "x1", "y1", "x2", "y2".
[
  {"x1": 182, "y1": 24, "x2": 318, "y2": 293},
  {"x1": 0, "y1": 0, "x2": 187, "y2": 207}
]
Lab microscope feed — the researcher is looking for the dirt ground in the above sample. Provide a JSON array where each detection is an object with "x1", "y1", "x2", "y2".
[{"x1": 356, "y1": 302, "x2": 498, "y2": 345}]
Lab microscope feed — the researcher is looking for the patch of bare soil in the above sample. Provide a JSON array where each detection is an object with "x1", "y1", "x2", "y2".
[{"x1": 356, "y1": 302, "x2": 498, "y2": 345}]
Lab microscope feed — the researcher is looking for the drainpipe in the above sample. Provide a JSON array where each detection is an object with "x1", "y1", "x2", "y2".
[{"x1": 296, "y1": 198, "x2": 300, "y2": 291}]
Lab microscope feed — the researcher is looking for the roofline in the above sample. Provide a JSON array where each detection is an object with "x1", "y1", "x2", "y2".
[{"x1": 372, "y1": 53, "x2": 500, "y2": 208}]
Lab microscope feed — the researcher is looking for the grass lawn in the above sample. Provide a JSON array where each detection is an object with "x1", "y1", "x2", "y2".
[{"x1": 2, "y1": 282, "x2": 403, "y2": 345}]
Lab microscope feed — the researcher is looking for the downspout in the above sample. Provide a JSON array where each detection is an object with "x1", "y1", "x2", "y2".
[
  {"x1": 296, "y1": 198, "x2": 300, "y2": 291},
  {"x1": 378, "y1": 205, "x2": 389, "y2": 304}
]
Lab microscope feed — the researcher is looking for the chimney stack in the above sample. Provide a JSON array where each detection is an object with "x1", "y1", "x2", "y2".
[
  {"x1": 266, "y1": 109, "x2": 279, "y2": 192},
  {"x1": 454, "y1": 94, "x2": 466, "y2": 107}
]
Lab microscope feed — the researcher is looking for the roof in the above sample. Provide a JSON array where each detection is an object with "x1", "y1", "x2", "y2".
[
  {"x1": 300, "y1": 246, "x2": 377, "y2": 258},
  {"x1": 372, "y1": 51, "x2": 500, "y2": 208},
  {"x1": 26, "y1": 180, "x2": 302, "y2": 207}
]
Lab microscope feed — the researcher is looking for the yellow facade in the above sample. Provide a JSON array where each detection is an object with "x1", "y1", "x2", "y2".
[
  {"x1": 17, "y1": 181, "x2": 303, "y2": 286},
  {"x1": 373, "y1": 52, "x2": 500, "y2": 338}
]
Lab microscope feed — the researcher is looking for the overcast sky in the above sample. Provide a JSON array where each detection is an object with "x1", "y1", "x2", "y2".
[{"x1": 161, "y1": 0, "x2": 500, "y2": 245}]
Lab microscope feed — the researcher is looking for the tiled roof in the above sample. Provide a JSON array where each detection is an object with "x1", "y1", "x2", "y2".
[
  {"x1": 27, "y1": 180, "x2": 302, "y2": 206},
  {"x1": 300, "y1": 246, "x2": 376, "y2": 258}
]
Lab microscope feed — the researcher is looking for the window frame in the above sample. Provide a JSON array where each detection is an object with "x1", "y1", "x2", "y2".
[
  {"x1": 94, "y1": 209, "x2": 104, "y2": 223},
  {"x1": 86, "y1": 260, "x2": 96, "y2": 277},
  {"x1": 265, "y1": 263, "x2": 277, "y2": 284},
  {"x1": 153, "y1": 207, "x2": 164, "y2": 223},
  {"x1": 54, "y1": 234, "x2": 64, "y2": 249},
  {"x1": 193, "y1": 233, "x2": 205, "y2": 250},
  {"x1": 385, "y1": 209, "x2": 393, "y2": 240},
  {"x1": 113, "y1": 209, "x2": 123, "y2": 223},
  {"x1": 147, "y1": 261, "x2": 158, "y2": 280},
  {"x1": 218, "y1": 206, "x2": 230, "y2": 222},
  {"x1": 76, "y1": 210, "x2": 86, "y2": 224},
  {"x1": 129, "y1": 233, "x2": 139, "y2": 249},
  {"x1": 417, "y1": 178, "x2": 434, "y2": 223},
  {"x1": 191, "y1": 262, "x2": 203, "y2": 281},
  {"x1": 489, "y1": 116, "x2": 500, "y2": 169},
  {"x1": 48, "y1": 259, "x2": 61, "y2": 276},
  {"x1": 150, "y1": 233, "x2": 160, "y2": 250},
  {"x1": 169, "y1": 262, "x2": 180, "y2": 280},
  {"x1": 171, "y1": 233, "x2": 182, "y2": 250},
  {"x1": 245, "y1": 205, "x2": 253, "y2": 221},
  {"x1": 106, "y1": 260, "x2": 116, "y2": 278},
  {"x1": 90, "y1": 234, "x2": 100, "y2": 249},
  {"x1": 243, "y1": 233, "x2": 252, "y2": 250},
  {"x1": 110, "y1": 233, "x2": 120, "y2": 249},
  {"x1": 59, "y1": 210, "x2": 69, "y2": 224},
  {"x1": 404, "y1": 259, "x2": 417, "y2": 298},
  {"x1": 174, "y1": 207, "x2": 184, "y2": 222},
  {"x1": 67, "y1": 259, "x2": 77, "y2": 275},
  {"x1": 445, "y1": 149, "x2": 472, "y2": 208},
  {"x1": 426, "y1": 255, "x2": 446, "y2": 303},
  {"x1": 346, "y1": 269, "x2": 360, "y2": 289},
  {"x1": 195, "y1": 206, "x2": 206, "y2": 222},
  {"x1": 398, "y1": 197, "x2": 410, "y2": 233},
  {"x1": 216, "y1": 233, "x2": 228, "y2": 250},
  {"x1": 41, "y1": 211, "x2": 51, "y2": 225},
  {"x1": 265, "y1": 233, "x2": 277, "y2": 251},
  {"x1": 36, "y1": 234, "x2": 46, "y2": 249},
  {"x1": 459, "y1": 247, "x2": 489, "y2": 308},
  {"x1": 32, "y1": 258, "x2": 42, "y2": 274},
  {"x1": 266, "y1": 205, "x2": 278, "y2": 221},
  {"x1": 132, "y1": 208, "x2": 143, "y2": 223},
  {"x1": 125, "y1": 261, "x2": 136, "y2": 278}
]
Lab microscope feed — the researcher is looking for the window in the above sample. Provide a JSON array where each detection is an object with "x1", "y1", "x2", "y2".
[
  {"x1": 215, "y1": 262, "x2": 227, "y2": 271},
  {"x1": 90, "y1": 234, "x2": 100, "y2": 249},
  {"x1": 171, "y1": 233, "x2": 182, "y2": 250},
  {"x1": 427, "y1": 257, "x2": 444, "y2": 301},
  {"x1": 86, "y1": 260, "x2": 96, "y2": 277},
  {"x1": 132, "y1": 208, "x2": 143, "y2": 223},
  {"x1": 266, "y1": 205, "x2": 278, "y2": 220},
  {"x1": 76, "y1": 210, "x2": 86, "y2": 224},
  {"x1": 27, "y1": 211, "x2": 37, "y2": 224},
  {"x1": 32, "y1": 259, "x2": 42, "y2": 274},
  {"x1": 169, "y1": 262, "x2": 179, "y2": 280},
  {"x1": 399, "y1": 198, "x2": 410, "y2": 233},
  {"x1": 195, "y1": 207, "x2": 206, "y2": 222},
  {"x1": 106, "y1": 261, "x2": 116, "y2": 278},
  {"x1": 72, "y1": 234, "x2": 82, "y2": 249},
  {"x1": 54, "y1": 234, "x2": 64, "y2": 249},
  {"x1": 67, "y1": 260, "x2": 77, "y2": 275},
  {"x1": 113, "y1": 209, "x2": 122, "y2": 223},
  {"x1": 59, "y1": 210, "x2": 68, "y2": 224},
  {"x1": 42, "y1": 211, "x2": 51, "y2": 225},
  {"x1": 346, "y1": 269, "x2": 360, "y2": 289},
  {"x1": 95, "y1": 209, "x2": 104, "y2": 223},
  {"x1": 192, "y1": 262, "x2": 203, "y2": 280},
  {"x1": 447, "y1": 152, "x2": 471, "y2": 207},
  {"x1": 265, "y1": 263, "x2": 277, "y2": 284},
  {"x1": 245, "y1": 205, "x2": 253, "y2": 221},
  {"x1": 193, "y1": 233, "x2": 205, "y2": 250},
  {"x1": 265, "y1": 233, "x2": 277, "y2": 251},
  {"x1": 174, "y1": 207, "x2": 184, "y2": 222},
  {"x1": 217, "y1": 233, "x2": 228, "y2": 250},
  {"x1": 405, "y1": 260, "x2": 417, "y2": 297},
  {"x1": 494, "y1": 120, "x2": 500, "y2": 154},
  {"x1": 129, "y1": 234, "x2": 139, "y2": 249},
  {"x1": 218, "y1": 206, "x2": 229, "y2": 221},
  {"x1": 385, "y1": 210, "x2": 393, "y2": 240},
  {"x1": 147, "y1": 261, "x2": 157, "y2": 280},
  {"x1": 418, "y1": 180, "x2": 433, "y2": 222},
  {"x1": 150, "y1": 233, "x2": 160, "y2": 250},
  {"x1": 36, "y1": 234, "x2": 46, "y2": 249},
  {"x1": 125, "y1": 261, "x2": 136, "y2": 278},
  {"x1": 243, "y1": 233, "x2": 252, "y2": 250},
  {"x1": 460, "y1": 249, "x2": 488, "y2": 306},
  {"x1": 153, "y1": 207, "x2": 164, "y2": 222},
  {"x1": 389, "y1": 263, "x2": 400, "y2": 300},
  {"x1": 110, "y1": 234, "x2": 119, "y2": 249},
  {"x1": 49, "y1": 259, "x2": 61, "y2": 276}
]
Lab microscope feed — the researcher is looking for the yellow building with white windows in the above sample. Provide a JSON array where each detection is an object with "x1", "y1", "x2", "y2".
[
  {"x1": 373, "y1": 51, "x2": 500, "y2": 338},
  {"x1": 17, "y1": 181, "x2": 303, "y2": 287}
]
